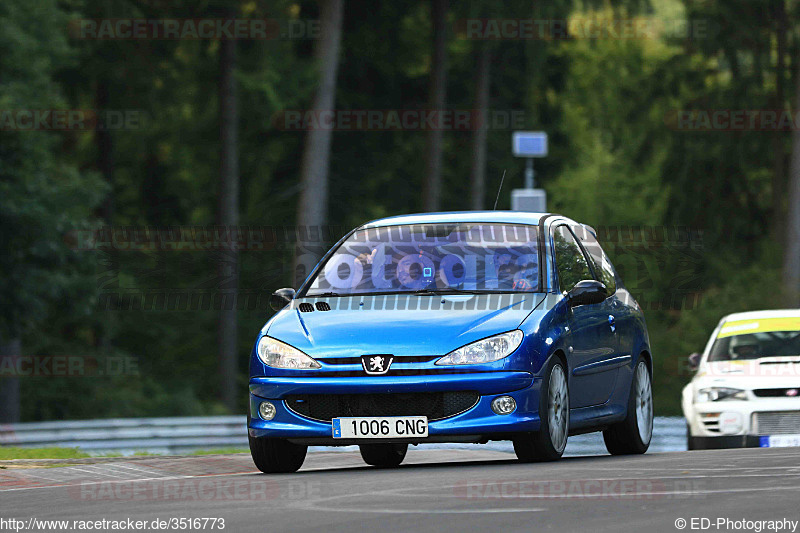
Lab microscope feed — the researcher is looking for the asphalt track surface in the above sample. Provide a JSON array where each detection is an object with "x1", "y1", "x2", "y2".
[{"x1": 2, "y1": 447, "x2": 800, "y2": 533}]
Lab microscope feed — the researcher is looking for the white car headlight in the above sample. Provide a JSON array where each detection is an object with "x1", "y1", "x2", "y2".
[
  {"x1": 696, "y1": 387, "x2": 747, "y2": 402},
  {"x1": 436, "y1": 330, "x2": 524, "y2": 366},
  {"x1": 257, "y1": 337, "x2": 320, "y2": 369}
]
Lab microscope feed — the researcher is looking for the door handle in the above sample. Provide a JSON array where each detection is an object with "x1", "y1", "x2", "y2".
[{"x1": 608, "y1": 314, "x2": 616, "y2": 333}]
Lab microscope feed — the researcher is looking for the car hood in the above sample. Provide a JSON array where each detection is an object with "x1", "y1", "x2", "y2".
[{"x1": 265, "y1": 293, "x2": 546, "y2": 359}]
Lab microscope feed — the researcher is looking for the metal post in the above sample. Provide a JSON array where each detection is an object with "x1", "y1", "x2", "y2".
[{"x1": 524, "y1": 158, "x2": 535, "y2": 189}]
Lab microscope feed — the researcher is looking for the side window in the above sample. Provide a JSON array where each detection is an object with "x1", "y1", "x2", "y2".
[
  {"x1": 572, "y1": 226, "x2": 617, "y2": 294},
  {"x1": 554, "y1": 225, "x2": 594, "y2": 293}
]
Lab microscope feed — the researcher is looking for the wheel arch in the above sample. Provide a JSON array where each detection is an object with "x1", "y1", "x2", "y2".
[
  {"x1": 548, "y1": 348, "x2": 569, "y2": 379},
  {"x1": 637, "y1": 349, "x2": 652, "y2": 373}
]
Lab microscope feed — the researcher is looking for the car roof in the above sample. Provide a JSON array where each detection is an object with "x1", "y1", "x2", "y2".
[
  {"x1": 720, "y1": 309, "x2": 800, "y2": 323},
  {"x1": 360, "y1": 211, "x2": 574, "y2": 229}
]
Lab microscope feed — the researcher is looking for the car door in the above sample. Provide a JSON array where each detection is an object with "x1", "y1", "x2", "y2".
[
  {"x1": 573, "y1": 226, "x2": 632, "y2": 363},
  {"x1": 553, "y1": 225, "x2": 617, "y2": 408}
]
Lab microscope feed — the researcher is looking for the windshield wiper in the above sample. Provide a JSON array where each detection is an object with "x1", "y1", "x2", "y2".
[
  {"x1": 410, "y1": 288, "x2": 485, "y2": 296},
  {"x1": 305, "y1": 291, "x2": 342, "y2": 297},
  {"x1": 305, "y1": 288, "x2": 534, "y2": 297}
]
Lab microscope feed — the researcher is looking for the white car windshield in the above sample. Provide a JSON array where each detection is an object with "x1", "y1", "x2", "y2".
[{"x1": 708, "y1": 318, "x2": 800, "y2": 361}]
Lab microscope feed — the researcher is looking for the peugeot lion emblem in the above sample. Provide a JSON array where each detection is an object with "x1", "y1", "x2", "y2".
[{"x1": 362, "y1": 354, "x2": 393, "y2": 375}]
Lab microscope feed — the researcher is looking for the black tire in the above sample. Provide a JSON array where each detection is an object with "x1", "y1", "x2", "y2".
[
  {"x1": 249, "y1": 435, "x2": 307, "y2": 473},
  {"x1": 513, "y1": 357, "x2": 569, "y2": 462},
  {"x1": 359, "y1": 443, "x2": 408, "y2": 467},
  {"x1": 686, "y1": 425, "x2": 696, "y2": 451},
  {"x1": 603, "y1": 359, "x2": 653, "y2": 455}
]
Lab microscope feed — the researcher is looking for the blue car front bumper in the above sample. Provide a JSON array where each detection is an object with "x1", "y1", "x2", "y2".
[{"x1": 248, "y1": 372, "x2": 542, "y2": 444}]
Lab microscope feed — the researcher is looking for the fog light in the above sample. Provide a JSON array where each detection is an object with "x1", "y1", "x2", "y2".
[
  {"x1": 491, "y1": 396, "x2": 516, "y2": 415},
  {"x1": 258, "y1": 401, "x2": 276, "y2": 421},
  {"x1": 719, "y1": 411, "x2": 744, "y2": 435}
]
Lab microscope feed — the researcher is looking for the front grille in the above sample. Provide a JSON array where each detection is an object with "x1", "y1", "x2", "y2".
[
  {"x1": 753, "y1": 411, "x2": 800, "y2": 434},
  {"x1": 285, "y1": 391, "x2": 479, "y2": 422},
  {"x1": 753, "y1": 388, "x2": 800, "y2": 398},
  {"x1": 320, "y1": 355, "x2": 439, "y2": 365}
]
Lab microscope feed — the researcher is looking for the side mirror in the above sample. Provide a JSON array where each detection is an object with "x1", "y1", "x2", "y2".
[
  {"x1": 567, "y1": 280, "x2": 608, "y2": 307},
  {"x1": 688, "y1": 352, "x2": 702, "y2": 370},
  {"x1": 270, "y1": 288, "x2": 296, "y2": 311}
]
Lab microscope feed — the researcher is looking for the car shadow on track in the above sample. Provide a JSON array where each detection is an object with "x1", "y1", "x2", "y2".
[{"x1": 248, "y1": 452, "x2": 656, "y2": 476}]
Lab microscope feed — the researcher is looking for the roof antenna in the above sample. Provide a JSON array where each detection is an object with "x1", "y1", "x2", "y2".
[{"x1": 493, "y1": 170, "x2": 506, "y2": 210}]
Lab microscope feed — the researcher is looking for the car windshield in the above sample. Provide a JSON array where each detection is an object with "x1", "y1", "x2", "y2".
[
  {"x1": 303, "y1": 223, "x2": 540, "y2": 296},
  {"x1": 708, "y1": 317, "x2": 800, "y2": 361}
]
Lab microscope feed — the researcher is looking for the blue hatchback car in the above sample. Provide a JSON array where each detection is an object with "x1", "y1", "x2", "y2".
[{"x1": 248, "y1": 212, "x2": 653, "y2": 472}]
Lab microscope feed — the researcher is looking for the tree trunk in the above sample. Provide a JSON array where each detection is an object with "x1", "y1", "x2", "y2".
[
  {"x1": 783, "y1": 54, "x2": 800, "y2": 307},
  {"x1": 771, "y1": 0, "x2": 787, "y2": 241},
  {"x1": 95, "y1": 79, "x2": 117, "y2": 360},
  {"x1": 0, "y1": 337, "x2": 22, "y2": 423},
  {"x1": 422, "y1": 0, "x2": 448, "y2": 212},
  {"x1": 218, "y1": 31, "x2": 240, "y2": 412},
  {"x1": 96, "y1": 80, "x2": 114, "y2": 222},
  {"x1": 294, "y1": 0, "x2": 344, "y2": 287},
  {"x1": 469, "y1": 44, "x2": 491, "y2": 210}
]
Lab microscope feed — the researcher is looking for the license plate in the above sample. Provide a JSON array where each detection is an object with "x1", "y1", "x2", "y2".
[
  {"x1": 332, "y1": 416, "x2": 428, "y2": 439},
  {"x1": 759, "y1": 434, "x2": 800, "y2": 448}
]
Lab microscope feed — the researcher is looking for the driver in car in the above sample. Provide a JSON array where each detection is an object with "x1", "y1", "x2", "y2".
[{"x1": 731, "y1": 343, "x2": 760, "y2": 360}]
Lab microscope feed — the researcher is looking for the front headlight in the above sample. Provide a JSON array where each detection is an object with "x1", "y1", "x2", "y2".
[
  {"x1": 435, "y1": 330, "x2": 524, "y2": 366},
  {"x1": 696, "y1": 387, "x2": 747, "y2": 402},
  {"x1": 257, "y1": 337, "x2": 320, "y2": 369}
]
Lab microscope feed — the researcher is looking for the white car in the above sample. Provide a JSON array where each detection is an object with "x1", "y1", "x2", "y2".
[{"x1": 682, "y1": 310, "x2": 800, "y2": 450}]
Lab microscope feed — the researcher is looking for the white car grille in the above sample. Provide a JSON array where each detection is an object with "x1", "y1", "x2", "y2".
[{"x1": 753, "y1": 411, "x2": 800, "y2": 435}]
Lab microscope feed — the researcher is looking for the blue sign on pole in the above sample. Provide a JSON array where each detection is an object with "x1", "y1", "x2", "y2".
[
  {"x1": 511, "y1": 131, "x2": 548, "y2": 208},
  {"x1": 512, "y1": 131, "x2": 548, "y2": 158}
]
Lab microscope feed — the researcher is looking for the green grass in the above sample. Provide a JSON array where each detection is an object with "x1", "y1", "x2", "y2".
[
  {"x1": 0, "y1": 447, "x2": 91, "y2": 460},
  {"x1": 0, "y1": 447, "x2": 248, "y2": 461},
  {"x1": 191, "y1": 448, "x2": 247, "y2": 455}
]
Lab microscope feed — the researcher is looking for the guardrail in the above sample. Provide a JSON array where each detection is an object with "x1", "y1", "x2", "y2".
[
  {"x1": 0, "y1": 416, "x2": 248, "y2": 455},
  {"x1": 0, "y1": 416, "x2": 687, "y2": 456}
]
